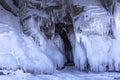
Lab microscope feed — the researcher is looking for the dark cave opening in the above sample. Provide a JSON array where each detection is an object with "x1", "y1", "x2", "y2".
[
  {"x1": 13, "y1": 0, "x2": 18, "y2": 7},
  {"x1": 55, "y1": 23, "x2": 73, "y2": 65}
]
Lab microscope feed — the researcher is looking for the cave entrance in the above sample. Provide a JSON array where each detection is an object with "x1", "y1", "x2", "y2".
[{"x1": 55, "y1": 23, "x2": 73, "y2": 65}]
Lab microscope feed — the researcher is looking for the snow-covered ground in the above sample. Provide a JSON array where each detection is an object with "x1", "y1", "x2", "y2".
[{"x1": 0, "y1": 66, "x2": 120, "y2": 80}]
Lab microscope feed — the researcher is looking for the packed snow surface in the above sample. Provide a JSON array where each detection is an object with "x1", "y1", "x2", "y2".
[{"x1": 0, "y1": 66, "x2": 120, "y2": 80}]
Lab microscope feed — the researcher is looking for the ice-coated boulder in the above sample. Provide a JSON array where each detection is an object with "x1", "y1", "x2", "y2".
[
  {"x1": 72, "y1": 1, "x2": 115, "y2": 71},
  {"x1": 0, "y1": 5, "x2": 55, "y2": 74}
]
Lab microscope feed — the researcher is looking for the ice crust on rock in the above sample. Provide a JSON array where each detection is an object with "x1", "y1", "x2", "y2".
[
  {"x1": 19, "y1": 0, "x2": 67, "y2": 70},
  {"x1": 40, "y1": 38, "x2": 66, "y2": 69},
  {"x1": 73, "y1": 1, "x2": 120, "y2": 72},
  {"x1": 1, "y1": 0, "x2": 120, "y2": 74},
  {"x1": 53, "y1": 33, "x2": 65, "y2": 54},
  {"x1": 0, "y1": 5, "x2": 55, "y2": 74}
]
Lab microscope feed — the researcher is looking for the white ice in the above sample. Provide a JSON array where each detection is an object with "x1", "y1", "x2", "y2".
[
  {"x1": 0, "y1": 5, "x2": 54, "y2": 74},
  {"x1": 73, "y1": 0, "x2": 120, "y2": 72}
]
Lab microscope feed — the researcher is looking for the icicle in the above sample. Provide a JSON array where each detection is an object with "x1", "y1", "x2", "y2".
[{"x1": 72, "y1": 0, "x2": 115, "y2": 72}]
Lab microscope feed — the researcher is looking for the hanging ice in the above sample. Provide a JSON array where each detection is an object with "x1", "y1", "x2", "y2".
[
  {"x1": 0, "y1": 5, "x2": 54, "y2": 74},
  {"x1": 19, "y1": 0, "x2": 67, "y2": 70},
  {"x1": 72, "y1": 0, "x2": 115, "y2": 72}
]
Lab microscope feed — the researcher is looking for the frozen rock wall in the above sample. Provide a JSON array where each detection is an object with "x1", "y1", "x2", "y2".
[
  {"x1": 73, "y1": 0, "x2": 120, "y2": 72},
  {"x1": 0, "y1": 0, "x2": 120, "y2": 74}
]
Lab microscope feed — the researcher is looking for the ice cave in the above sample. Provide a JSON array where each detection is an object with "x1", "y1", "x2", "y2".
[{"x1": 0, "y1": 0, "x2": 120, "y2": 80}]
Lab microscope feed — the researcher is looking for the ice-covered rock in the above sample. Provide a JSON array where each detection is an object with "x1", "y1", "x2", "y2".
[
  {"x1": 0, "y1": 5, "x2": 55, "y2": 74},
  {"x1": 73, "y1": 41, "x2": 87, "y2": 70},
  {"x1": 19, "y1": 0, "x2": 66, "y2": 69},
  {"x1": 0, "y1": 0, "x2": 18, "y2": 16},
  {"x1": 0, "y1": 27, "x2": 55, "y2": 74},
  {"x1": 22, "y1": 36, "x2": 54, "y2": 74},
  {"x1": 40, "y1": 38, "x2": 66, "y2": 69},
  {"x1": 109, "y1": 3, "x2": 120, "y2": 71},
  {"x1": 86, "y1": 36, "x2": 112, "y2": 72},
  {"x1": 72, "y1": 1, "x2": 115, "y2": 72},
  {"x1": 53, "y1": 33, "x2": 65, "y2": 54},
  {"x1": 1, "y1": 0, "x2": 120, "y2": 73}
]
